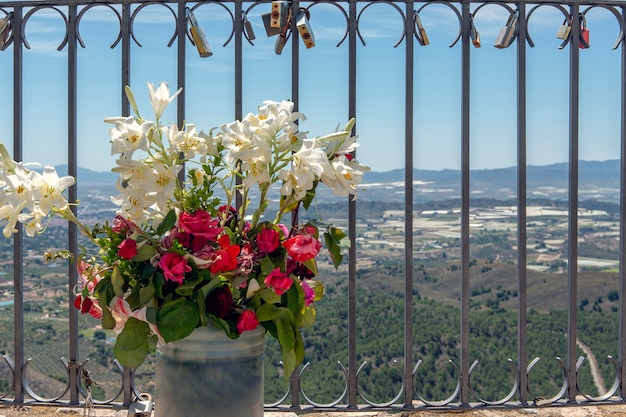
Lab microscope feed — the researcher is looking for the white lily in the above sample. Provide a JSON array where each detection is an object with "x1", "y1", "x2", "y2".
[
  {"x1": 147, "y1": 81, "x2": 182, "y2": 120},
  {"x1": 109, "y1": 116, "x2": 152, "y2": 157},
  {"x1": 35, "y1": 166, "x2": 75, "y2": 214}
]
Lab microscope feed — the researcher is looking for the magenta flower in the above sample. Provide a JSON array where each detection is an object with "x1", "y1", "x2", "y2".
[
  {"x1": 158, "y1": 252, "x2": 191, "y2": 285},
  {"x1": 283, "y1": 233, "x2": 321, "y2": 263},
  {"x1": 256, "y1": 226, "x2": 280, "y2": 253},
  {"x1": 117, "y1": 238, "x2": 138, "y2": 260},
  {"x1": 264, "y1": 268, "x2": 293, "y2": 296}
]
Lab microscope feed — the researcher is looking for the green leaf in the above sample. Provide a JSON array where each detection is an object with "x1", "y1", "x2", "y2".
[
  {"x1": 324, "y1": 227, "x2": 348, "y2": 269},
  {"x1": 300, "y1": 306, "x2": 316, "y2": 328},
  {"x1": 255, "y1": 303, "x2": 281, "y2": 322},
  {"x1": 281, "y1": 348, "x2": 297, "y2": 381},
  {"x1": 156, "y1": 298, "x2": 200, "y2": 342},
  {"x1": 276, "y1": 317, "x2": 295, "y2": 352},
  {"x1": 285, "y1": 279, "x2": 305, "y2": 322},
  {"x1": 133, "y1": 242, "x2": 156, "y2": 262},
  {"x1": 156, "y1": 209, "x2": 177, "y2": 236},
  {"x1": 114, "y1": 317, "x2": 150, "y2": 368},
  {"x1": 111, "y1": 265, "x2": 125, "y2": 297},
  {"x1": 99, "y1": 291, "x2": 115, "y2": 330},
  {"x1": 175, "y1": 275, "x2": 204, "y2": 297},
  {"x1": 139, "y1": 283, "x2": 155, "y2": 305}
]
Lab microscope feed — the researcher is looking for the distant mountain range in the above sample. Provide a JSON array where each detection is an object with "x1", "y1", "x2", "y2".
[{"x1": 58, "y1": 159, "x2": 623, "y2": 204}]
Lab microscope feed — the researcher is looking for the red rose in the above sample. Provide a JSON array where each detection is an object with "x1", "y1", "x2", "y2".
[
  {"x1": 206, "y1": 286, "x2": 234, "y2": 319},
  {"x1": 117, "y1": 238, "x2": 138, "y2": 260},
  {"x1": 178, "y1": 210, "x2": 222, "y2": 240},
  {"x1": 256, "y1": 226, "x2": 280, "y2": 253},
  {"x1": 158, "y1": 252, "x2": 191, "y2": 285},
  {"x1": 282, "y1": 233, "x2": 321, "y2": 263},
  {"x1": 264, "y1": 268, "x2": 293, "y2": 296},
  {"x1": 237, "y1": 310, "x2": 259, "y2": 333},
  {"x1": 73, "y1": 295, "x2": 103, "y2": 319}
]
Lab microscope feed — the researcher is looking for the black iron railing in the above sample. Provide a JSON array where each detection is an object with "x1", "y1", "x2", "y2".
[{"x1": 1, "y1": 0, "x2": 626, "y2": 412}]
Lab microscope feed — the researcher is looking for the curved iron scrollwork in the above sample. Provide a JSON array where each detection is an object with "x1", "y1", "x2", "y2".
[
  {"x1": 22, "y1": 6, "x2": 69, "y2": 52},
  {"x1": 355, "y1": 360, "x2": 404, "y2": 407},
  {"x1": 415, "y1": 1, "x2": 462, "y2": 48},
  {"x1": 526, "y1": 356, "x2": 569, "y2": 405},
  {"x1": 0, "y1": 355, "x2": 15, "y2": 400},
  {"x1": 356, "y1": 1, "x2": 406, "y2": 48},
  {"x1": 76, "y1": 4, "x2": 123, "y2": 49},
  {"x1": 299, "y1": 361, "x2": 348, "y2": 407},
  {"x1": 22, "y1": 356, "x2": 72, "y2": 402},
  {"x1": 413, "y1": 358, "x2": 460, "y2": 407},
  {"x1": 575, "y1": 355, "x2": 620, "y2": 402},
  {"x1": 467, "y1": 359, "x2": 519, "y2": 406},
  {"x1": 77, "y1": 359, "x2": 125, "y2": 405}
]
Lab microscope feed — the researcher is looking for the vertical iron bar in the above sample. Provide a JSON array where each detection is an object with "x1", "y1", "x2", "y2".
[
  {"x1": 121, "y1": 2, "x2": 132, "y2": 405},
  {"x1": 289, "y1": 0, "x2": 301, "y2": 409},
  {"x1": 234, "y1": 0, "x2": 243, "y2": 120},
  {"x1": 516, "y1": 1, "x2": 529, "y2": 405},
  {"x1": 176, "y1": 1, "x2": 186, "y2": 187},
  {"x1": 11, "y1": 4, "x2": 24, "y2": 404},
  {"x1": 403, "y1": 0, "x2": 415, "y2": 409},
  {"x1": 567, "y1": 5, "x2": 580, "y2": 403},
  {"x1": 460, "y1": 0, "x2": 471, "y2": 406},
  {"x1": 121, "y1": 3, "x2": 131, "y2": 116},
  {"x1": 67, "y1": 3, "x2": 80, "y2": 405},
  {"x1": 619, "y1": 4, "x2": 626, "y2": 400},
  {"x1": 347, "y1": 0, "x2": 358, "y2": 408}
]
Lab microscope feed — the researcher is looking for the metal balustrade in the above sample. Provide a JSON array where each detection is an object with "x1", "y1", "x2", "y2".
[{"x1": 0, "y1": 0, "x2": 626, "y2": 412}]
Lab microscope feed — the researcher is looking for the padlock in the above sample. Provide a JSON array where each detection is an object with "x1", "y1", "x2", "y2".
[
  {"x1": 579, "y1": 14, "x2": 589, "y2": 49},
  {"x1": 186, "y1": 8, "x2": 212, "y2": 58},
  {"x1": 0, "y1": 13, "x2": 11, "y2": 51},
  {"x1": 242, "y1": 11, "x2": 255, "y2": 41},
  {"x1": 414, "y1": 13, "x2": 429, "y2": 46},
  {"x1": 494, "y1": 9, "x2": 518, "y2": 49},
  {"x1": 556, "y1": 17, "x2": 571, "y2": 40},
  {"x1": 470, "y1": 19, "x2": 481, "y2": 48},
  {"x1": 127, "y1": 393, "x2": 153, "y2": 417}
]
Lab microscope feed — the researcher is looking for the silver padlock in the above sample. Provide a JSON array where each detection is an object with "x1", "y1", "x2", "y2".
[
  {"x1": 127, "y1": 393, "x2": 153, "y2": 417},
  {"x1": 494, "y1": 9, "x2": 518, "y2": 49},
  {"x1": 556, "y1": 17, "x2": 571, "y2": 40}
]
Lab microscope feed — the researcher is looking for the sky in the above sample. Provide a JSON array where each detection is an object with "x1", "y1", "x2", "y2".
[{"x1": 0, "y1": 1, "x2": 623, "y2": 174}]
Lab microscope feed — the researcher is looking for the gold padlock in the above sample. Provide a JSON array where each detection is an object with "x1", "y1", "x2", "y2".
[
  {"x1": 556, "y1": 17, "x2": 571, "y2": 40},
  {"x1": 0, "y1": 13, "x2": 12, "y2": 51},
  {"x1": 470, "y1": 19, "x2": 481, "y2": 48},
  {"x1": 186, "y1": 8, "x2": 212, "y2": 58},
  {"x1": 414, "y1": 13, "x2": 429, "y2": 46}
]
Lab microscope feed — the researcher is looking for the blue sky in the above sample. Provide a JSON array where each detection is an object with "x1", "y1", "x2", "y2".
[{"x1": 0, "y1": 2, "x2": 623, "y2": 173}]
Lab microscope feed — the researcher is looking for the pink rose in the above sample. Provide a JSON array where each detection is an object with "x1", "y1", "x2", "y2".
[
  {"x1": 111, "y1": 215, "x2": 140, "y2": 235},
  {"x1": 117, "y1": 238, "x2": 138, "y2": 260},
  {"x1": 178, "y1": 210, "x2": 222, "y2": 240},
  {"x1": 282, "y1": 233, "x2": 321, "y2": 263},
  {"x1": 256, "y1": 226, "x2": 280, "y2": 253},
  {"x1": 158, "y1": 252, "x2": 191, "y2": 285},
  {"x1": 264, "y1": 268, "x2": 293, "y2": 296},
  {"x1": 237, "y1": 310, "x2": 259, "y2": 334}
]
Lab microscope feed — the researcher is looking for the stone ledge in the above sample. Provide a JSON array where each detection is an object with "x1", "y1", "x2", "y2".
[{"x1": 3, "y1": 405, "x2": 626, "y2": 417}]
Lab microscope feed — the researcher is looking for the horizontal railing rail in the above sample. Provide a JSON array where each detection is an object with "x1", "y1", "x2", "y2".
[{"x1": 0, "y1": 0, "x2": 625, "y2": 412}]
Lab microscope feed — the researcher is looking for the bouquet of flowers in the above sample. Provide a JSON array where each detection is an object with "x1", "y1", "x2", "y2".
[{"x1": 0, "y1": 82, "x2": 368, "y2": 378}]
